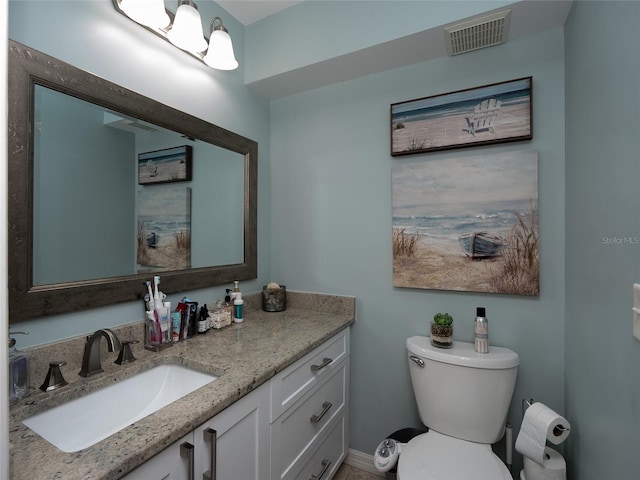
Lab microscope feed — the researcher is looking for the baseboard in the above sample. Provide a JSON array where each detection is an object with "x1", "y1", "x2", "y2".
[{"x1": 343, "y1": 448, "x2": 385, "y2": 477}]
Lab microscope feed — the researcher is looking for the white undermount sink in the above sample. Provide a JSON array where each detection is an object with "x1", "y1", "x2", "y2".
[{"x1": 23, "y1": 364, "x2": 217, "y2": 453}]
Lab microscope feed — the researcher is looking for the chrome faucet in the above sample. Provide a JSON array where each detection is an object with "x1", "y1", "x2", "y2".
[{"x1": 79, "y1": 329, "x2": 122, "y2": 377}]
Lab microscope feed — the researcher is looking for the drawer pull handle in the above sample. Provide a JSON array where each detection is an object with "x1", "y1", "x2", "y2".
[
  {"x1": 180, "y1": 442, "x2": 195, "y2": 480},
  {"x1": 310, "y1": 401, "x2": 333, "y2": 423},
  {"x1": 203, "y1": 428, "x2": 217, "y2": 480},
  {"x1": 310, "y1": 459, "x2": 331, "y2": 480},
  {"x1": 311, "y1": 357, "x2": 333, "y2": 372}
]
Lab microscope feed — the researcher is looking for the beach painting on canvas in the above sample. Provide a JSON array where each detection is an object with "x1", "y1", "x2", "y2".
[
  {"x1": 138, "y1": 145, "x2": 192, "y2": 185},
  {"x1": 391, "y1": 77, "x2": 532, "y2": 156},
  {"x1": 392, "y1": 151, "x2": 539, "y2": 296},
  {"x1": 137, "y1": 186, "x2": 192, "y2": 272}
]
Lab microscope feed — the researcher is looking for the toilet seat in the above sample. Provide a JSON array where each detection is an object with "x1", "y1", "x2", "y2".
[{"x1": 397, "y1": 431, "x2": 512, "y2": 480}]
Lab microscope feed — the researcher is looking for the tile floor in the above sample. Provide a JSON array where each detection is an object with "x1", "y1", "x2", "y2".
[{"x1": 334, "y1": 463, "x2": 384, "y2": 480}]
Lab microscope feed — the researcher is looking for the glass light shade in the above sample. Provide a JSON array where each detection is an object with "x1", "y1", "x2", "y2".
[
  {"x1": 204, "y1": 29, "x2": 239, "y2": 70},
  {"x1": 167, "y1": 3, "x2": 208, "y2": 53},
  {"x1": 119, "y1": 0, "x2": 170, "y2": 28}
]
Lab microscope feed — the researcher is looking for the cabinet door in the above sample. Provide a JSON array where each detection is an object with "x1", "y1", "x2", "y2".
[
  {"x1": 121, "y1": 431, "x2": 194, "y2": 480},
  {"x1": 193, "y1": 381, "x2": 270, "y2": 480}
]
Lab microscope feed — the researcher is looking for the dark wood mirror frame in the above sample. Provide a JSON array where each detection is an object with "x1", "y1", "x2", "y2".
[{"x1": 8, "y1": 40, "x2": 258, "y2": 322}]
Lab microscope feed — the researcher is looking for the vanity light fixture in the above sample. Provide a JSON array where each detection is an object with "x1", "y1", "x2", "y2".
[
  {"x1": 112, "y1": 0, "x2": 238, "y2": 71},
  {"x1": 204, "y1": 17, "x2": 239, "y2": 70}
]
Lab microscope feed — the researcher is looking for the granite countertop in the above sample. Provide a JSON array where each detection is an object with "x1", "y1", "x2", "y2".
[{"x1": 9, "y1": 292, "x2": 355, "y2": 480}]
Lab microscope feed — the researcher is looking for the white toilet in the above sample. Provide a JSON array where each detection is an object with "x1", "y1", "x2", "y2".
[{"x1": 398, "y1": 336, "x2": 519, "y2": 480}]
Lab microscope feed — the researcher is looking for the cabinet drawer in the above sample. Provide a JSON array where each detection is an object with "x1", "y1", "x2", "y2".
[
  {"x1": 271, "y1": 328, "x2": 349, "y2": 421},
  {"x1": 273, "y1": 361, "x2": 347, "y2": 479},
  {"x1": 289, "y1": 414, "x2": 347, "y2": 480}
]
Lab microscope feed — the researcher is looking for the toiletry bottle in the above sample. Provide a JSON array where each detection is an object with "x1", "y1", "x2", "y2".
[
  {"x1": 197, "y1": 304, "x2": 210, "y2": 334},
  {"x1": 161, "y1": 301, "x2": 172, "y2": 344},
  {"x1": 185, "y1": 300, "x2": 199, "y2": 338},
  {"x1": 171, "y1": 311, "x2": 182, "y2": 342},
  {"x1": 8, "y1": 331, "x2": 30, "y2": 404},
  {"x1": 230, "y1": 281, "x2": 240, "y2": 305},
  {"x1": 223, "y1": 291, "x2": 234, "y2": 323},
  {"x1": 474, "y1": 307, "x2": 489, "y2": 353},
  {"x1": 234, "y1": 292, "x2": 244, "y2": 323}
]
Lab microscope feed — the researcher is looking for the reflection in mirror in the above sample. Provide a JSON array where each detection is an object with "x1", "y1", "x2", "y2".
[
  {"x1": 8, "y1": 40, "x2": 257, "y2": 321},
  {"x1": 33, "y1": 85, "x2": 244, "y2": 286}
]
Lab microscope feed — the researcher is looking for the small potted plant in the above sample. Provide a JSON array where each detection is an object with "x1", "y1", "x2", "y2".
[{"x1": 431, "y1": 312, "x2": 454, "y2": 348}]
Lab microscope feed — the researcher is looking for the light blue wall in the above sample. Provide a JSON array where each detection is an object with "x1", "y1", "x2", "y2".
[
  {"x1": 245, "y1": 0, "x2": 514, "y2": 85},
  {"x1": 34, "y1": 88, "x2": 135, "y2": 284},
  {"x1": 270, "y1": 27, "x2": 565, "y2": 474},
  {"x1": 8, "y1": 0, "x2": 271, "y2": 347},
  {"x1": 564, "y1": 2, "x2": 640, "y2": 479}
]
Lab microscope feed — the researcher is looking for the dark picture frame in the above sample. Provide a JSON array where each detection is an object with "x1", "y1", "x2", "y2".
[
  {"x1": 391, "y1": 77, "x2": 532, "y2": 156},
  {"x1": 138, "y1": 145, "x2": 193, "y2": 185}
]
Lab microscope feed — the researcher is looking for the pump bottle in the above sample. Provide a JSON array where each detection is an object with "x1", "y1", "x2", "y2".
[
  {"x1": 9, "y1": 331, "x2": 30, "y2": 404},
  {"x1": 234, "y1": 292, "x2": 244, "y2": 323}
]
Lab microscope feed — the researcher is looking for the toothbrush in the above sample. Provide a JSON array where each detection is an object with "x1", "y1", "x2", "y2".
[
  {"x1": 153, "y1": 276, "x2": 161, "y2": 306},
  {"x1": 145, "y1": 281, "x2": 155, "y2": 309}
]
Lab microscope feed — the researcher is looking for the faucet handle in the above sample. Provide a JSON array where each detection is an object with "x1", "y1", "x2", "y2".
[
  {"x1": 115, "y1": 340, "x2": 139, "y2": 365},
  {"x1": 40, "y1": 361, "x2": 68, "y2": 392}
]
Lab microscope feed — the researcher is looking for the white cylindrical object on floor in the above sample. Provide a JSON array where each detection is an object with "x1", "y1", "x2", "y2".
[{"x1": 523, "y1": 447, "x2": 566, "y2": 480}]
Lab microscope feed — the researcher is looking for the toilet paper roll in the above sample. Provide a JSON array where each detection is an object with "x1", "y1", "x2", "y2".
[
  {"x1": 516, "y1": 402, "x2": 571, "y2": 464},
  {"x1": 523, "y1": 447, "x2": 566, "y2": 480}
]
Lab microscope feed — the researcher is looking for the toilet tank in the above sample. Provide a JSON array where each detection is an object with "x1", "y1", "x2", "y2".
[{"x1": 406, "y1": 336, "x2": 519, "y2": 444}]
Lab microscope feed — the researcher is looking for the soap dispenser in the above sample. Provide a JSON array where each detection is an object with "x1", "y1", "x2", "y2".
[{"x1": 9, "y1": 331, "x2": 30, "y2": 404}]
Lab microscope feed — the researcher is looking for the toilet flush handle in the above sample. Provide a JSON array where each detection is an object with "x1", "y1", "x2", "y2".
[{"x1": 409, "y1": 355, "x2": 424, "y2": 368}]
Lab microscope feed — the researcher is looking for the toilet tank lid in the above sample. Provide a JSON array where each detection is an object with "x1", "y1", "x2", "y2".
[{"x1": 406, "y1": 336, "x2": 519, "y2": 369}]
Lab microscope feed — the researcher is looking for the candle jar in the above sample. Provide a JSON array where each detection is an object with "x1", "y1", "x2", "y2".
[{"x1": 262, "y1": 285, "x2": 286, "y2": 312}]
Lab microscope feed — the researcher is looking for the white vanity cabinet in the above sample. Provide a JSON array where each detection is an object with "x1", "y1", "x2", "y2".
[
  {"x1": 121, "y1": 328, "x2": 350, "y2": 480},
  {"x1": 270, "y1": 328, "x2": 350, "y2": 480},
  {"x1": 121, "y1": 381, "x2": 270, "y2": 480},
  {"x1": 192, "y1": 380, "x2": 270, "y2": 480},
  {"x1": 119, "y1": 430, "x2": 194, "y2": 480}
]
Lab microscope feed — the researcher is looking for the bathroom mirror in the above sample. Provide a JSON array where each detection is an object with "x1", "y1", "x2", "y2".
[{"x1": 7, "y1": 40, "x2": 258, "y2": 322}]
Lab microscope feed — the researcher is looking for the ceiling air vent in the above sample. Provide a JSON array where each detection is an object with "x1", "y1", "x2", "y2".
[{"x1": 444, "y1": 9, "x2": 511, "y2": 56}]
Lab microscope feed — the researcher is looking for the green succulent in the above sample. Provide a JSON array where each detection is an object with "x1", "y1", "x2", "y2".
[{"x1": 433, "y1": 312, "x2": 453, "y2": 326}]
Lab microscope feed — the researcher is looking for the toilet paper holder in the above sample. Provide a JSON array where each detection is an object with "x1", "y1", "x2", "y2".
[{"x1": 522, "y1": 398, "x2": 571, "y2": 438}]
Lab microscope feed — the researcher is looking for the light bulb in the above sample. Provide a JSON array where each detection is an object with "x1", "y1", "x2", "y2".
[
  {"x1": 167, "y1": 2, "x2": 208, "y2": 53},
  {"x1": 203, "y1": 25, "x2": 238, "y2": 70},
  {"x1": 120, "y1": 0, "x2": 170, "y2": 28}
]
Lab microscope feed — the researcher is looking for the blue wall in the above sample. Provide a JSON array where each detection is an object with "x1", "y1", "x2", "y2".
[
  {"x1": 270, "y1": 27, "x2": 566, "y2": 475},
  {"x1": 34, "y1": 88, "x2": 135, "y2": 284},
  {"x1": 565, "y1": 2, "x2": 640, "y2": 479}
]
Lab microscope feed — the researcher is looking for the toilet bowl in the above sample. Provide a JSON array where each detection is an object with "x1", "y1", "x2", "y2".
[
  {"x1": 402, "y1": 336, "x2": 519, "y2": 480},
  {"x1": 397, "y1": 430, "x2": 512, "y2": 480}
]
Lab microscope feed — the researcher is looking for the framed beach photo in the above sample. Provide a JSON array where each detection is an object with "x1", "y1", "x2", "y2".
[
  {"x1": 392, "y1": 151, "x2": 539, "y2": 296},
  {"x1": 137, "y1": 186, "x2": 192, "y2": 272},
  {"x1": 390, "y1": 77, "x2": 532, "y2": 156},
  {"x1": 138, "y1": 145, "x2": 193, "y2": 185}
]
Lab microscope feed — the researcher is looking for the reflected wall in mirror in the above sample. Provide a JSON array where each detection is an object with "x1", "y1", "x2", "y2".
[{"x1": 8, "y1": 40, "x2": 258, "y2": 322}]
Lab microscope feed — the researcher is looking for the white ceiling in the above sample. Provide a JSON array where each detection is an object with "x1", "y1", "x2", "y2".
[{"x1": 216, "y1": 0, "x2": 304, "y2": 25}]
